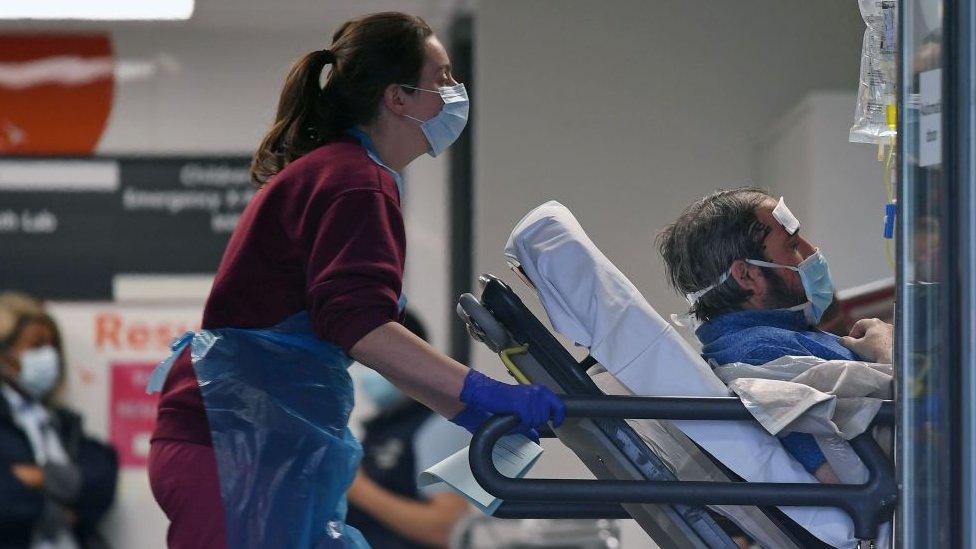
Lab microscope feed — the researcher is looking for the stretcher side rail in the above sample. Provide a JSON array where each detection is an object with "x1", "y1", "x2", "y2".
[
  {"x1": 491, "y1": 424, "x2": 631, "y2": 520},
  {"x1": 493, "y1": 501, "x2": 631, "y2": 519},
  {"x1": 470, "y1": 397, "x2": 896, "y2": 540}
]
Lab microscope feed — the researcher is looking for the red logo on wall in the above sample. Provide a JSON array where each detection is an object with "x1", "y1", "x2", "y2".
[
  {"x1": 0, "y1": 33, "x2": 114, "y2": 154},
  {"x1": 110, "y1": 362, "x2": 158, "y2": 468}
]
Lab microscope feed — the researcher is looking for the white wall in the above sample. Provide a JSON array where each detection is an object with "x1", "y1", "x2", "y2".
[
  {"x1": 756, "y1": 91, "x2": 892, "y2": 291},
  {"x1": 474, "y1": 1, "x2": 865, "y2": 545},
  {"x1": 474, "y1": 0, "x2": 865, "y2": 321}
]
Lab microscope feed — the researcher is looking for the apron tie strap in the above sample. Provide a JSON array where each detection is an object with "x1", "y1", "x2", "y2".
[{"x1": 146, "y1": 331, "x2": 195, "y2": 394}]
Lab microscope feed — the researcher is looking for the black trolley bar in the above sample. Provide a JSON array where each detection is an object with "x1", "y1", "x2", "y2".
[{"x1": 471, "y1": 396, "x2": 896, "y2": 539}]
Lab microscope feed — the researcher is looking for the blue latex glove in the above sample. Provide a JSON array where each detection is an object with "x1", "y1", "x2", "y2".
[
  {"x1": 451, "y1": 369, "x2": 565, "y2": 435},
  {"x1": 450, "y1": 403, "x2": 542, "y2": 442}
]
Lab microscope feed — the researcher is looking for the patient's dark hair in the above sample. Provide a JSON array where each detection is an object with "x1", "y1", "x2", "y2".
[{"x1": 657, "y1": 187, "x2": 775, "y2": 322}]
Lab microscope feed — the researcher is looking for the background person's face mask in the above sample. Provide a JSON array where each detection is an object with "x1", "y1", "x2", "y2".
[
  {"x1": 401, "y1": 83, "x2": 469, "y2": 157},
  {"x1": 18, "y1": 345, "x2": 60, "y2": 399},
  {"x1": 356, "y1": 366, "x2": 405, "y2": 409}
]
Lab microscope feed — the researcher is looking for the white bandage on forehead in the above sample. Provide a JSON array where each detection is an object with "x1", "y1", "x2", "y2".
[{"x1": 772, "y1": 196, "x2": 800, "y2": 235}]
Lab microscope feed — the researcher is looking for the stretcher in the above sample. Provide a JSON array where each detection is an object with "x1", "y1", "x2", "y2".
[{"x1": 453, "y1": 202, "x2": 895, "y2": 548}]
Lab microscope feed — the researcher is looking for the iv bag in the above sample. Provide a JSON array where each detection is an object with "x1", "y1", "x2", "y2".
[{"x1": 850, "y1": 0, "x2": 898, "y2": 144}]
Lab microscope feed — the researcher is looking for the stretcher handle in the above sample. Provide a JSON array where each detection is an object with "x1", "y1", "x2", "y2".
[
  {"x1": 548, "y1": 395, "x2": 895, "y2": 423},
  {"x1": 469, "y1": 396, "x2": 896, "y2": 540},
  {"x1": 493, "y1": 501, "x2": 630, "y2": 519}
]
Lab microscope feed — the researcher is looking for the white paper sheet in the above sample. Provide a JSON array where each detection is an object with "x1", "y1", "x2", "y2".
[{"x1": 418, "y1": 434, "x2": 543, "y2": 515}]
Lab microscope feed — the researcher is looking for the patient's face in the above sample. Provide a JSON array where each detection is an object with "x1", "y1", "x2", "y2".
[{"x1": 754, "y1": 200, "x2": 816, "y2": 308}]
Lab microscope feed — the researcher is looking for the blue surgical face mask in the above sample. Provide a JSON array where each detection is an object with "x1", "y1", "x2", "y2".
[
  {"x1": 356, "y1": 366, "x2": 405, "y2": 409},
  {"x1": 743, "y1": 249, "x2": 835, "y2": 324},
  {"x1": 18, "y1": 346, "x2": 60, "y2": 399},
  {"x1": 686, "y1": 249, "x2": 835, "y2": 325},
  {"x1": 401, "y1": 83, "x2": 469, "y2": 157}
]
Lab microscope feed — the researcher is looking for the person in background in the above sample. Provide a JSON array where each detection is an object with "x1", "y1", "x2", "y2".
[
  {"x1": 346, "y1": 310, "x2": 470, "y2": 548},
  {"x1": 0, "y1": 292, "x2": 118, "y2": 549}
]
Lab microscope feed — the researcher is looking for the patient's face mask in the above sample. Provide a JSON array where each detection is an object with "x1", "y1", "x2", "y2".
[
  {"x1": 741, "y1": 249, "x2": 836, "y2": 325},
  {"x1": 685, "y1": 250, "x2": 835, "y2": 326},
  {"x1": 400, "y1": 84, "x2": 469, "y2": 157}
]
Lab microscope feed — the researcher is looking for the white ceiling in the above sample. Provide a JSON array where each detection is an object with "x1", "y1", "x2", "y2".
[
  {"x1": 187, "y1": 0, "x2": 468, "y2": 32},
  {"x1": 0, "y1": 0, "x2": 472, "y2": 34}
]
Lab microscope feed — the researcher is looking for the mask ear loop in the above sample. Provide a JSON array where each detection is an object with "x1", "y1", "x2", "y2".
[
  {"x1": 398, "y1": 85, "x2": 440, "y2": 125},
  {"x1": 746, "y1": 247, "x2": 821, "y2": 272},
  {"x1": 685, "y1": 271, "x2": 730, "y2": 304},
  {"x1": 399, "y1": 84, "x2": 441, "y2": 94},
  {"x1": 743, "y1": 259, "x2": 799, "y2": 272},
  {"x1": 687, "y1": 252, "x2": 808, "y2": 307}
]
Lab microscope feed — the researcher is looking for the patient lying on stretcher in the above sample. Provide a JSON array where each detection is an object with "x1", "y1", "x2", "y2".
[
  {"x1": 658, "y1": 187, "x2": 894, "y2": 484},
  {"x1": 506, "y1": 197, "x2": 892, "y2": 546}
]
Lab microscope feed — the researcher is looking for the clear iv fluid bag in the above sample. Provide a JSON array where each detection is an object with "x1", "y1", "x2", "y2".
[{"x1": 851, "y1": 0, "x2": 898, "y2": 144}]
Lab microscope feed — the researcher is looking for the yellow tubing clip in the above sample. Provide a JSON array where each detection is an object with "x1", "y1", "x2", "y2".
[{"x1": 498, "y1": 344, "x2": 531, "y2": 385}]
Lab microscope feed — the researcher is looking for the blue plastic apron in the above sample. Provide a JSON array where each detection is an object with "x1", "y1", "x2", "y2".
[{"x1": 148, "y1": 312, "x2": 369, "y2": 548}]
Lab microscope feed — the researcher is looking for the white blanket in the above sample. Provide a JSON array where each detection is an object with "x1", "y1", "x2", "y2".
[
  {"x1": 714, "y1": 355, "x2": 893, "y2": 487},
  {"x1": 504, "y1": 201, "x2": 884, "y2": 548},
  {"x1": 714, "y1": 356, "x2": 893, "y2": 440}
]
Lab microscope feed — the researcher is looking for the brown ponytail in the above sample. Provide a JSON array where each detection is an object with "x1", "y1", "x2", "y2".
[{"x1": 250, "y1": 12, "x2": 433, "y2": 187}]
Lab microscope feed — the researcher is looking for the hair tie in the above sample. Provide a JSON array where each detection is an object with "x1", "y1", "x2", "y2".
[{"x1": 318, "y1": 49, "x2": 336, "y2": 65}]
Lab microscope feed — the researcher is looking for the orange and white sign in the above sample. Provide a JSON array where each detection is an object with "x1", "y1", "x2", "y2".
[{"x1": 48, "y1": 302, "x2": 200, "y2": 439}]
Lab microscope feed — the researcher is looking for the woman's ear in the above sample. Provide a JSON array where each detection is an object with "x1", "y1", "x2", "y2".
[{"x1": 382, "y1": 84, "x2": 408, "y2": 116}]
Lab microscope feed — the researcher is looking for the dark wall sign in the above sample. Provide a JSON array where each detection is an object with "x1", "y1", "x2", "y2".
[{"x1": 0, "y1": 157, "x2": 253, "y2": 299}]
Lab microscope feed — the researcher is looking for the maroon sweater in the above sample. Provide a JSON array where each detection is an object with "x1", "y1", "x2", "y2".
[{"x1": 152, "y1": 136, "x2": 405, "y2": 445}]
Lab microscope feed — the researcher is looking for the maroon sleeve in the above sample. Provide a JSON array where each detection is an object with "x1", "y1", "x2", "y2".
[{"x1": 303, "y1": 188, "x2": 406, "y2": 353}]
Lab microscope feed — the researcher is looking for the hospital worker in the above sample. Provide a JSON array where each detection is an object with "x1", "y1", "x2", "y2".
[{"x1": 146, "y1": 12, "x2": 565, "y2": 549}]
